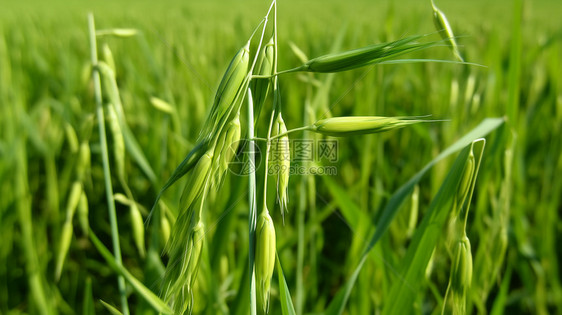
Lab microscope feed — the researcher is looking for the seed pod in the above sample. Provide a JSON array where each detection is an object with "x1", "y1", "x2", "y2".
[
  {"x1": 269, "y1": 118, "x2": 282, "y2": 174},
  {"x1": 106, "y1": 104, "x2": 126, "y2": 183},
  {"x1": 164, "y1": 220, "x2": 205, "y2": 315},
  {"x1": 96, "y1": 28, "x2": 138, "y2": 37},
  {"x1": 66, "y1": 181, "x2": 83, "y2": 220},
  {"x1": 451, "y1": 235, "x2": 472, "y2": 304},
  {"x1": 160, "y1": 214, "x2": 171, "y2": 247},
  {"x1": 102, "y1": 43, "x2": 116, "y2": 73},
  {"x1": 407, "y1": 184, "x2": 420, "y2": 238},
  {"x1": 251, "y1": 37, "x2": 274, "y2": 123},
  {"x1": 113, "y1": 193, "x2": 130, "y2": 206},
  {"x1": 311, "y1": 116, "x2": 430, "y2": 137},
  {"x1": 64, "y1": 123, "x2": 79, "y2": 153},
  {"x1": 222, "y1": 114, "x2": 241, "y2": 164},
  {"x1": 204, "y1": 43, "x2": 250, "y2": 137},
  {"x1": 77, "y1": 191, "x2": 89, "y2": 235},
  {"x1": 271, "y1": 114, "x2": 290, "y2": 219},
  {"x1": 297, "y1": 35, "x2": 438, "y2": 73},
  {"x1": 431, "y1": 0, "x2": 464, "y2": 62},
  {"x1": 256, "y1": 210, "x2": 276, "y2": 312},
  {"x1": 130, "y1": 203, "x2": 146, "y2": 258},
  {"x1": 213, "y1": 112, "x2": 241, "y2": 177},
  {"x1": 76, "y1": 141, "x2": 91, "y2": 182},
  {"x1": 55, "y1": 221, "x2": 74, "y2": 281},
  {"x1": 179, "y1": 151, "x2": 213, "y2": 212},
  {"x1": 186, "y1": 222, "x2": 205, "y2": 290},
  {"x1": 150, "y1": 96, "x2": 175, "y2": 115}
]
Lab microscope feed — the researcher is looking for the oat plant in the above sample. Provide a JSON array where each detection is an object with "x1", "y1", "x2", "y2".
[{"x1": 150, "y1": 1, "x2": 498, "y2": 314}]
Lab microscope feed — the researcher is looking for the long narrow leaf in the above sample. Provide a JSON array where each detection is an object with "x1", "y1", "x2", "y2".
[
  {"x1": 100, "y1": 300, "x2": 124, "y2": 315},
  {"x1": 146, "y1": 140, "x2": 207, "y2": 223},
  {"x1": 276, "y1": 254, "x2": 297, "y2": 315},
  {"x1": 83, "y1": 278, "x2": 95, "y2": 315},
  {"x1": 382, "y1": 139, "x2": 485, "y2": 314},
  {"x1": 325, "y1": 117, "x2": 504, "y2": 315},
  {"x1": 490, "y1": 262, "x2": 513, "y2": 315},
  {"x1": 89, "y1": 231, "x2": 172, "y2": 314},
  {"x1": 322, "y1": 176, "x2": 367, "y2": 230}
]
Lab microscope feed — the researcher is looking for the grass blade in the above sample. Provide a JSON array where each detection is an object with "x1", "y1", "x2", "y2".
[
  {"x1": 89, "y1": 231, "x2": 173, "y2": 315},
  {"x1": 490, "y1": 262, "x2": 513, "y2": 315},
  {"x1": 83, "y1": 278, "x2": 95, "y2": 315},
  {"x1": 321, "y1": 176, "x2": 367, "y2": 230},
  {"x1": 100, "y1": 300, "x2": 124, "y2": 315},
  {"x1": 146, "y1": 141, "x2": 207, "y2": 223},
  {"x1": 88, "y1": 13, "x2": 130, "y2": 315},
  {"x1": 276, "y1": 254, "x2": 297, "y2": 315},
  {"x1": 382, "y1": 139, "x2": 485, "y2": 314},
  {"x1": 325, "y1": 117, "x2": 504, "y2": 315}
]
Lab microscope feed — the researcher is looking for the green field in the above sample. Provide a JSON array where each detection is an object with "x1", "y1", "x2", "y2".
[{"x1": 1, "y1": 0, "x2": 561, "y2": 314}]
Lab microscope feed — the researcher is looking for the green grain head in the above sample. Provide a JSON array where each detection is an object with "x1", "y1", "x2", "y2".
[
  {"x1": 431, "y1": 0, "x2": 464, "y2": 62},
  {"x1": 76, "y1": 141, "x2": 91, "y2": 182},
  {"x1": 311, "y1": 116, "x2": 431, "y2": 137},
  {"x1": 256, "y1": 209, "x2": 276, "y2": 313},
  {"x1": 294, "y1": 35, "x2": 440, "y2": 73},
  {"x1": 130, "y1": 203, "x2": 146, "y2": 258},
  {"x1": 270, "y1": 113, "x2": 290, "y2": 219},
  {"x1": 203, "y1": 42, "x2": 250, "y2": 138},
  {"x1": 163, "y1": 217, "x2": 205, "y2": 315},
  {"x1": 213, "y1": 111, "x2": 241, "y2": 180},
  {"x1": 179, "y1": 151, "x2": 213, "y2": 212},
  {"x1": 77, "y1": 191, "x2": 89, "y2": 235},
  {"x1": 450, "y1": 235, "x2": 473, "y2": 314}
]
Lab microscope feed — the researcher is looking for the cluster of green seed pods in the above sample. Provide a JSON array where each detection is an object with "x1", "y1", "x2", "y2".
[
  {"x1": 154, "y1": 9, "x2": 465, "y2": 312},
  {"x1": 444, "y1": 146, "x2": 478, "y2": 315},
  {"x1": 164, "y1": 215, "x2": 206, "y2": 315},
  {"x1": 162, "y1": 41, "x2": 253, "y2": 314}
]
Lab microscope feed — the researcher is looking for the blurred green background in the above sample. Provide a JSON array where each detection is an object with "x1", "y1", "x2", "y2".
[{"x1": 1, "y1": 0, "x2": 560, "y2": 314}]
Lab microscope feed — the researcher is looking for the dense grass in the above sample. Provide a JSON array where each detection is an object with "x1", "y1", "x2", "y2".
[{"x1": 1, "y1": 0, "x2": 561, "y2": 314}]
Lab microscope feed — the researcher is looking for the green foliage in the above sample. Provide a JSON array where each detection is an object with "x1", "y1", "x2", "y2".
[{"x1": 1, "y1": 0, "x2": 561, "y2": 314}]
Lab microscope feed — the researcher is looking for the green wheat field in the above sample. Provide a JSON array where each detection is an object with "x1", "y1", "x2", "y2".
[{"x1": 1, "y1": 0, "x2": 561, "y2": 314}]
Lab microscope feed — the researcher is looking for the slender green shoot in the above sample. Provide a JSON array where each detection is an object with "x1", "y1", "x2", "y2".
[{"x1": 88, "y1": 13, "x2": 130, "y2": 315}]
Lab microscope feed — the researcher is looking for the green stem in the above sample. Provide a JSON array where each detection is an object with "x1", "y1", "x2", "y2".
[
  {"x1": 88, "y1": 13, "x2": 130, "y2": 315},
  {"x1": 248, "y1": 3, "x2": 277, "y2": 313},
  {"x1": 14, "y1": 112, "x2": 51, "y2": 314},
  {"x1": 247, "y1": 88, "x2": 258, "y2": 315},
  {"x1": 250, "y1": 125, "x2": 313, "y2": 143},
  {"x1": 269, "y1": 125, "x2": 312, "y2": 141}
]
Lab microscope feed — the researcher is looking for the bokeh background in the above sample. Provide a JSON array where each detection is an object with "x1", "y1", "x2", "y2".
[{"x1": 1, "y1": 0, "x2": 560, "y2": 314}]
